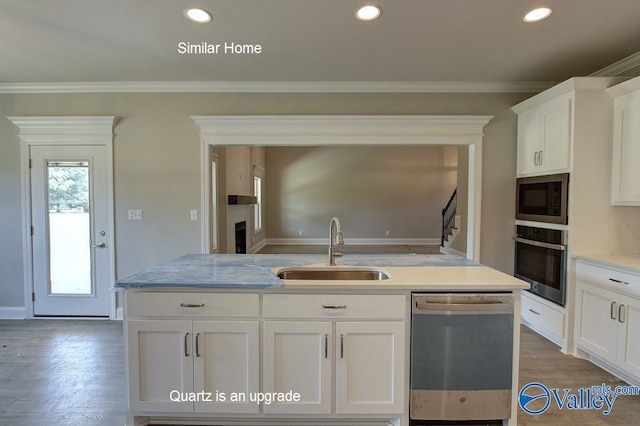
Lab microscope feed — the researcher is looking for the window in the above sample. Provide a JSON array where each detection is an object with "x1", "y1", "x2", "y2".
[{"x1": 253, "y1": 167, "x2": 264, "y2": 232}]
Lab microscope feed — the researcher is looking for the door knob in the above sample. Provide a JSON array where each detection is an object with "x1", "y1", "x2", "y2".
[{"x1": 91, "y1": 242, "x2": 107, "y2": 248}]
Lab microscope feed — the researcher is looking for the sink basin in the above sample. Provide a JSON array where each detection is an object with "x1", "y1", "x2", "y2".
[{"x1": 276, "y1": 267, "x2": 390, "y2": 281}]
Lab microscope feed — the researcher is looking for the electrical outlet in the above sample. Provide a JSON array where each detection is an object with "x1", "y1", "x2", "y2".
[
  {"x1": 298, "y1": 231, "x2": 303, "y2": 236},
  {"x1": 190, "y1": 210, "x2": 198, "y2": 221},
  {"x1": 128, "y1": 209, "x2": 142, "y2": 220},
  {"x1": 385, "y1": 230, "x2": 390, "y2": 236}
]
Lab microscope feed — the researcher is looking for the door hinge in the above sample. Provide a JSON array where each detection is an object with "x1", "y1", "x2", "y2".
[
  {"x1": 29, "y1": 159, "x2": 32, "y2": 169},
  {"x1": 32, "y1": 292, "x2": 35, "y2": 302},
  {"x1": 31, "y1": 226, "x2": 34, "y2": 236}
]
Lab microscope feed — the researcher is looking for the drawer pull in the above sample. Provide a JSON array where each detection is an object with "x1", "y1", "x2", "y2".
[
  {"x1": 618, "y1": 304, "x2": 626, "y2": 324},
  {"x1": 180, "y1": 303, "x2": 205, "y2": 308},
  {"x1": 611, "y1": 301, "x2": 617, "y2": 320},
  {"x1": 184, "y1": 332, "x2": 190, "y2": 357},
  {"x1": 609, "y1": 278, "x2": 630, "y2": 285},
  {"x1": 528, "y1": 308, "x2": 541, "y2": 315},
  {"x1": 340, "y1": 334, "x2": 344, "y2": 359},
  {"x1": 322, "y1": 304, "x2": 347, "y2": 309}
]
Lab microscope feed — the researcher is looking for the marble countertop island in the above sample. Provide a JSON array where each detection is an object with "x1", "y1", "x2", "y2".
[{"x1": 115, "y1": 253, "x2": 528, "y2": 291}]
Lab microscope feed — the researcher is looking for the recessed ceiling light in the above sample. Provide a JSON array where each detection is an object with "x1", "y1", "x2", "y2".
[
  {"x1": 523, "y1": 7, "x2": 552, "y2": 23},
  {"x1": 355, "y1": 5, "x2": 382, "y2": 22},
  {"x1": 184, "y1": 8, "x2": 212, "y2": 24}
]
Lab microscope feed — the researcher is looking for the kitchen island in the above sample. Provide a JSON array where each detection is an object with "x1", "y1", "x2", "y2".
[{"x1": 116, "y1": 253, "x2": 528, "y2": 426}]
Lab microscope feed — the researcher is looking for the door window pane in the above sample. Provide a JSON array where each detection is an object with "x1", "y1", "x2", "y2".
[{"x1": 47, "y1": 161, "x2": 92, "y2": 294}]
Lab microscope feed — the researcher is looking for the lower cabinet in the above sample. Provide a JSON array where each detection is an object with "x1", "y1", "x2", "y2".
[
  {"x1": 575, "y1": 261, "x2": 640, "y2": 380},
  {"x1": 262, "y1": 320, "x2": 405, "y2": 416},
  {"x1": 127, "y1": 319, "x2": 259, "y2": 414}
]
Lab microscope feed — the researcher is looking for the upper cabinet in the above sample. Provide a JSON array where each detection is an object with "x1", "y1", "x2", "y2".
[
  {"x1": 513, "y1": 77, "x2": 625, "y2": 178},
  {"x1": 608, "y1": 77, "x2": 640, "y2": 206},
  {"x1": 516, "y1": 93, "x2": 573, "y2": 176}
]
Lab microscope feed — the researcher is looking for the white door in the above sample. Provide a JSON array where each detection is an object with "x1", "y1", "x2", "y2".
[
  {"x1": 335, "y1": 321, "x2": 405, "y2": 415},
  {"x1": 617, "y1": 294, "x2": 640, "y2": 378},
  {"x1": 193, "y1": 321, "x2": 260, "y2": 413},
  {"x1": 127, "y1": 320, "x2": 194, "y2": 412},
  {"x1": 263, "y1": 321, "x2": 332, "y2": 414},
  {"x1": 576, "y1": 283, "x2": 618, "y2": 363},
  {"x1": 30, "y1": 145, "x2": 111, "y2": 316}
]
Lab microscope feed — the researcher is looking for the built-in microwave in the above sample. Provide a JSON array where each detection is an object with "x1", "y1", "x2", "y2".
[{"x1": 516, "y1": 173, "x2": 569, "y2": 225}]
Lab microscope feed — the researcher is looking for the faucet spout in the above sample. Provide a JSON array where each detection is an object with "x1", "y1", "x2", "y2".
[{"x1": 328, "y1": 217, "x2": 344, "y2": 266}]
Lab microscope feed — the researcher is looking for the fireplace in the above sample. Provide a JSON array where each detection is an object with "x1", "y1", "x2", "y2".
[{"x1": 235, "y1": 221, "x2": 247, "y2": 254}]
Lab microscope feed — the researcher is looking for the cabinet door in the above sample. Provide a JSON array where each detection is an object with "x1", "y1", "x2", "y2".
[
  {"x1": 517, "y1": 110, "x2": 541, "y2": 176},
  {"x1": 335, "y1": 322, "x2": 405, "y2": 415},
  {"x1": 193, "y1": 321, "x2": 259, "y2": 413},
  {"x1": 127, "y1": 320, "x2": 194, "y2": 412},
  {"x1": 616, "y1": 295, "x2": 640, "y2": 378},
  {"x1": 611, "y1": 95, "x2": 640, "y2": 205},
  {"x1": 540, "y1": 95, "x2": 572, "y2": 173},
  {"x1": 263, "y1": 321, "x2": 332, "y2": 414},
  {"x1": 575, "y1": 283, "x2": 618, "y2": 363}
]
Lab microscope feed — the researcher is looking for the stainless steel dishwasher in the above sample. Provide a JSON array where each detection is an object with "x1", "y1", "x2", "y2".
[{"x1": 410, "y1": 293, "x2": 514, "y2": 423}]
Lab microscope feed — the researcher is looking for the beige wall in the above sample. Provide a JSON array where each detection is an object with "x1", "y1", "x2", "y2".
[
  {"x1": 0, "y1": 91, "x2": 531, "y2": 309},
  {"x1": 264, "y1": 145, "x2": 457, "y2": 240}
]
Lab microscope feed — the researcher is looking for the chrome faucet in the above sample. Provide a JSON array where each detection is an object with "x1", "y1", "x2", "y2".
[{"x1": 328, "y1": 217, "x2": 344, "y2": 266}]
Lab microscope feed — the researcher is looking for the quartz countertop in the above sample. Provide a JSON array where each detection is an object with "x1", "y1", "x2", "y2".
[
  {"x1": 115, "y1": 253, "x2": 528, "y2": 291},
  {"x1": 574, "y1": 254, "x2": 640, "y2": 275}
]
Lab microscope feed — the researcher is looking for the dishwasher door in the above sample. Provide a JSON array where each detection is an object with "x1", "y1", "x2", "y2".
[{"x1": 410, "y1": 293, "x2": 514, "y2": 422}]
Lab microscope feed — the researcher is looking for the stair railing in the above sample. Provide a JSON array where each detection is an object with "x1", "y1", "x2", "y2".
[{"x1": 441, "y1": 188, "x2": 457, "y2": 247}]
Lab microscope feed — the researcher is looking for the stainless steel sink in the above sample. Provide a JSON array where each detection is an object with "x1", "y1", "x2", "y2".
[{"x1": 276, "y1": 267, "x2": 389, "y2": 281}]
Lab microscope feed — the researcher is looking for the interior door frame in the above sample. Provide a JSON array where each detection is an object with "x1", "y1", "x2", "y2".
[
  {"x1": 192, "y1": 115, "x2": 493, "y2": 262},
  {"x1": 7, "y1": 116, "x2": 118, "y2": 319}
]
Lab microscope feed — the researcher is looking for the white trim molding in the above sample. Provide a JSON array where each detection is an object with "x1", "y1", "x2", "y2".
[
  {"x1": 192, "y1": 115, "x2": 493, "y2": 262},
  {"x1": 266, "y1": 238, "x2": 441, "y2": 246},
  {"x1": 0, "y1": 307, "x2": 27, "y2": 320},
  {"x1": 0, "y1": 81, "x2": 553, "y2": 94},
  {"x1": 6, "y1": 116, "x2": 119, "y2": 320},
  {"x1": 591, "y1": 51, "x2": 640, "y2": 77}
]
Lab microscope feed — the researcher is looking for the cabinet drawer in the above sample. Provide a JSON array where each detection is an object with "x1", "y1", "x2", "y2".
[
  {"x1": 263, "y1": 294, "x2": 406, "y2": 319},
  {"x1": 126, "y1": 292, "x2": 259, "y2": 318},
  {"x1": 576, "y1": 261, "x2": 640, "y2": 297},
  {"x1": 521, "y1": 293, "x2": 564, "y2": 339}
]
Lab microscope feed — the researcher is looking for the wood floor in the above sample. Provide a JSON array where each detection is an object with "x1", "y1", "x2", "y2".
[{"x1": 0, "y1": 320, "x2": 638, "y2": 425}]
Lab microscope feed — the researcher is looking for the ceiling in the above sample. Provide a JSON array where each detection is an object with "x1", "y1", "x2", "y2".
[{"x1": 1, "y1": 0, "x2": 640, "y2": 88}]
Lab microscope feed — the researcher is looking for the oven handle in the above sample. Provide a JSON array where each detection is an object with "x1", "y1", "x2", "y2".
[{"x1": 513, "y1": 236, "x2": 566, "y2": 251}]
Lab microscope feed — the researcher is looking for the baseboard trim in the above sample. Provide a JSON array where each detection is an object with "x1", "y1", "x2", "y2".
[
  {"x1": 439, "y1": 246, "x2": 467, "y2": 257},
  {"x1": 0, "y1": 307, "x2": 27, "y2": 319},
  {"x1": 249, "y1": 239, "x2": 267, "y2": 254},
  {"x1": 266, "y1": 238, "x2": 440, "y2": 246}
]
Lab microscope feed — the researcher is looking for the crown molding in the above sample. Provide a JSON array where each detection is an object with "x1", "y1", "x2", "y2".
[
  {"x1": 6, "y1": 116, "x2": 119, "y2": 135},
  {"x1": 0, "y1": 80, "x2": 553, "y2": 94},
  {"x1": 591, "y1": 51, "x2": 640, "y2": 77}
]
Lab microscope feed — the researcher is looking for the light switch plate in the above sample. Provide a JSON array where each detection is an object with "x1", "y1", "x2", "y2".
[
  {"x1": 128, "y1": 209, "x2": 142, "y2": 220},
  {"x1": 190, "y1": 210, "x2": 198, "y2": 221}
]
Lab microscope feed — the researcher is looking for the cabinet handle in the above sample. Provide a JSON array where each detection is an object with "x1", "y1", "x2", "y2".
[
  {"x1": 180, "y1": 303, "x2": 205, "y2": 308},
  {"x1": 322, "y1": 304, "x2": 347, "y2": 310},
  {"x1": 611, "y1": 301, "x2": 617, "y2": 320},
  {"x1": 195, "y1": 333, "x2": 201, "y2": 357},
  {"x1": 538, "y1": 150, "x2": 543, "y2": 165},
  {"x1": 184, "y1": 332, "x2": 190, "y2": 357},
  {"x1": 534, "y1": 151, "x2": 539, "y2": 166},
  {"x1": 618, "y1": 304, "x2": 626, "y2": 324},
  {"x1": 528, "y1": 308, "x2": 540, "y2": 315},
  {"x1": 609, "y1": 278, "x2": 630, "y2": 285},
  {"x1": 324, "y1": 334, "x2": 328, "y2": 359},
  {"x1": 340, "y1": 334, "x2": 344, "y2": 359}
]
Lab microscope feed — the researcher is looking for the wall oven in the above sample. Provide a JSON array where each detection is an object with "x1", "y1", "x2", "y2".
[
  {"x1": 516, "y1": 173, "x2": 569, "y2": 224},
  {"x1": 514, "y1": 225, "x2": 567, "y2": 306}
]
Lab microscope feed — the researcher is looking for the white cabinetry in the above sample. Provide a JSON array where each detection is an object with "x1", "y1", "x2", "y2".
[
  {"x1": 520, "y1": 291, "x2": 565, "y2": 347},
  {"x1": 608, "y1": 77, "x2": 640, "y2": 205},
  {"x1": 262, "y1": 294, "x2": 406, "y2": 416},
  {"x1": 575, "y1": 260, "x2": 640, "y2": 381},
  {"x1": 125, "y1": 292, "x2": 260, "y2": 414},
  {"x1": 515, "y1": 93, "x2": 572, "y2": 176}
]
